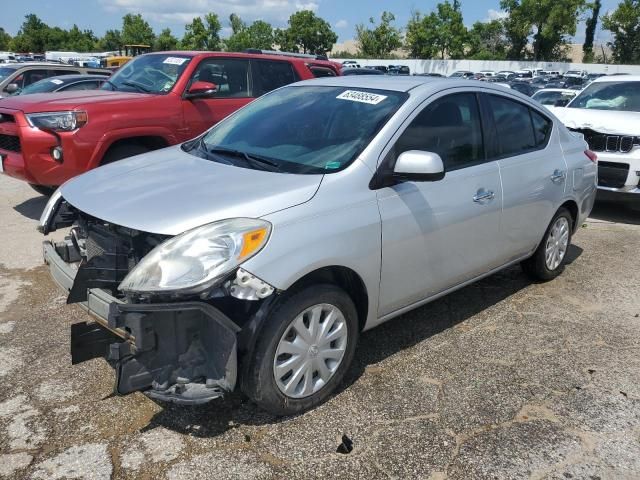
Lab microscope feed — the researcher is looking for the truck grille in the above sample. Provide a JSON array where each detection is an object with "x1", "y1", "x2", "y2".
[
  {"x1": 0, "y1": 134, "x2": 21, "y2": 152},
  {"x1": 598, "y1": 161, "x2": 629, "y2": 188},
  {"x1": 570, "y1": 128, "x2": 638, "y2": 154}
]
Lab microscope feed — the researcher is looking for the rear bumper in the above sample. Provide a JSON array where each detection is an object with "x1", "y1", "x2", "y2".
[
  {"x1": 596, "y1": 186, "x2": 640, "y2": 204},
  {"x1": 43, "y1": 240, "x2": 240, "y2": 405}
]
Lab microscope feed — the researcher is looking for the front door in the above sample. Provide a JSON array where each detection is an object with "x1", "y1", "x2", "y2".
[
  {"x1": 181, "y1": 58, "x2": 253, "y2": 139},
  {"x1": 377, "y1": 92, "x2": 503, "y2": 316}
]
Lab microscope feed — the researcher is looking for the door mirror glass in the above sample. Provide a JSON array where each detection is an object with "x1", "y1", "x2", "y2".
[
  {"x1": 185, "y1": 81, "x2": 217, "y2": 99},
  {"x1": 393, "y1": 150, "x2": 445, "y2": 182},
  {"x1": 5, "y1": 83, "x2": 18, "y2": 94}
]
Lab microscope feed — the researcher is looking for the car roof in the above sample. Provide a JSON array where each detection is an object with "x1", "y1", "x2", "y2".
[
  {"x1": 292, "y1": 75, "x2": 445, "y2": 92},
  {"x1": 533, "y1": 88, "x2": 576, "y2": 94},
  {"x1": 592, "y1": 74, "x2": 640, "y2": 83},
  {"x1": 153, "y1": 50, "x2": 338, "y2": 66},
  {"x1": 43, "y1": 74, "x2": 109, "y2": 83}
]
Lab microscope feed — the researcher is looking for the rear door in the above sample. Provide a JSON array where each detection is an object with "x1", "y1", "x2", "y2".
[
  {"x1": 482, "y1": 93, "x2": 566, "y2": 261},
  {"x1": 181, "y1": 57, "x2": 253, "y2": 137}
]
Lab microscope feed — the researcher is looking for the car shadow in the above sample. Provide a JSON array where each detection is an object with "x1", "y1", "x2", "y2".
[
  {"x1": 13, "y1": 195, "x2": 48, "y2": 221},
  {"x1": 589, "y1": 201, "x2": 640, "y2": 225},
  {"x1": 144, "y1": 260, "x2": 565, "y2": 438}
]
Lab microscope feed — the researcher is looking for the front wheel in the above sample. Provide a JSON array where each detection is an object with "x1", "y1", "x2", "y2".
[
  {"x1": 242, "y1": 284, "x2": 359, "y2": 416},
  {"x1": 521, "y1": 207, "x2": 573, "y2": 281}
]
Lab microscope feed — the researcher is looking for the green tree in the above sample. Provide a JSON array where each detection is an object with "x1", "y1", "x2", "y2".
[
  {"x1": 275, "y1": 11, "x2": 337, "y2": 54},
  {"x1": 45, "y1": 27, "x2": 69, "y2": 50},
  {"x1": 10, "y1": 14, "x2": 49, "y2": 52},
  {"x1": 66, "y1": 24, "x2": 97, "y2": 52},
  {"x1": 583, "y1": 0, "x2": 602, "y2": 62},
  {"x1": 155, "y1": 28, "x2": 178, "y2": 51},
  {"x1": 98, "y1": 29, "x2": 122, "y2": 51},
  {"x1": 467, "y1": 20, "x2": 508, "y2": 59},
  {"x1": 405, "y1": 1, "x2": 467, "y2": 59},
  {"x1": 181, "y1": 13, "x2": 222, "y2": 50},
  {"x1": 500, "y1": 0, "x2": 587, "y2": 61},
  {"x1": 500, "y1": 0, "x2": 532, "y2": 59},
  {"x1": 121, "y1": 13, "x2": 155, "y2": 46},
  {"x1": 225, "y1": 14, "x2": 274, "y2": 51},
  {"x1": 0, "y1": 28, "x2": 12, "y2": 50},
  {"x1": 602, "y1": 0, "x2": 640, "y2": 64},
  {"x1": 355, "y1": 11, "x2": 402, "y2": 58}
]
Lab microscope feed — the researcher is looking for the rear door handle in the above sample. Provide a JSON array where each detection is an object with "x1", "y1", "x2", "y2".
[
  {"x1": 473, "y1": 189, "x2": 495, "y2": 203},
  {"x1": 550, "y1": 169, "x2": 566, "y2": 183}
]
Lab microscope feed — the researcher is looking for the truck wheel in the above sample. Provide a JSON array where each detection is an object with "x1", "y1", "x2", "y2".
[
  {"x1": 243, "y1": 284, "x2": 359, "y2": 416},
  {"x1": 102, "y1": 143, "x2": 150, "y2": 165},
  {"x1": 521, "y1": 207, "x2": 573, "y2": 281},
  {"x1": 29, "y1": 184, "x2": 56, "y2": 197}
]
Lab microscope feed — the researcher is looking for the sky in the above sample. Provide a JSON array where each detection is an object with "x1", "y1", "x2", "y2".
[{"x1": 1, "y1": 0, "x2": 620, "y2": 44}]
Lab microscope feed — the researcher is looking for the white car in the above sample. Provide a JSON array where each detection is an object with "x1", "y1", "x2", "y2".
[
  {"x1": 479, "y1": 70, "x2": 495, "y2": 77},
  {"x1": 553, "y1": 75, "x2": 640, "y2": 205},
  {"x1": 342, "y1": 60, "x2": 361, "y2": 69},
  {"x1": 564, "y1": 70, "x2": 588, "y2": 79}
]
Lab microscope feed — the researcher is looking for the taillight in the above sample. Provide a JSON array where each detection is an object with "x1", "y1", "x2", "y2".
[{"x1": 584, "y1": 150, "x2": 597, "y2": 163}]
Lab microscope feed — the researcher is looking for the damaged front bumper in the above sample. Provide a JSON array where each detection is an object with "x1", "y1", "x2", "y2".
[{"x1": 43, "y1": 240, "x2": 241, "y2": 405}]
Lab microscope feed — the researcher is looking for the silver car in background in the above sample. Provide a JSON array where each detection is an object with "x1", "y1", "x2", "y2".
[{"x1": 40, "y1": 77, "x2": 597, "y2": 415}]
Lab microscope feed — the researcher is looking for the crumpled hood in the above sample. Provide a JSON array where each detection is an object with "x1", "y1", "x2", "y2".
[
  {"x1": 60, "y1": 145, "x2": 323, "y2": 236},
  {"x1": 552, "y1": 107, "x2": 640, "y2": 135},
  {"x1": 0, "y1": 90, "x2": 152, "y2": 113}
]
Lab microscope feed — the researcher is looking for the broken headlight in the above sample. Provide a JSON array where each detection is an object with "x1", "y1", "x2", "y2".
[{"x1": 118, "y1": 218, "x2": 271, "y2": 295}]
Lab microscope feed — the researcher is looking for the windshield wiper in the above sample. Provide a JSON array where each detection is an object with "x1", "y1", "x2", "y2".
[
  {"x1": 121, "y1": 80, "x2": 152, "y2": 93},
  {"x1": 208, "y1": 146, "x2": 282, "y2": 171}
]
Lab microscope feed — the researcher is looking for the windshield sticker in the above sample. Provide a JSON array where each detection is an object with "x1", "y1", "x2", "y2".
[
  {"x1": 163, "y1": 57, "x2": 188, "y2": 65},
  {"x1": 325, "y1": 161, "x2": 341, "y2": 169},
  {"x1": 337, "y1": 90, "x2": 387, "y2": 105},
  {"x1": 49, "y1": 79, "x2": 64, "y2": 85}
]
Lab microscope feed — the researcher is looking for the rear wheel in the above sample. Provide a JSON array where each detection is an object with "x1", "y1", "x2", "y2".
[
  {"x1": 29, "y1": 184, "x2": 56, "y2": 197},
  {"x1": 242, "y1": 284, "x2": 359, "y2": 416},
  {"x1": 521, "y1": 207, "x2": 573, "y2": 281},
  {"x1": 101, "y1": 143, "x2": 151, "y2": 165}
]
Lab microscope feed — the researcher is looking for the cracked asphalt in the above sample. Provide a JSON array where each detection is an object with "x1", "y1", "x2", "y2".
[{"x1": 1, "y1": 173, "x2": 639, "y2": 479}]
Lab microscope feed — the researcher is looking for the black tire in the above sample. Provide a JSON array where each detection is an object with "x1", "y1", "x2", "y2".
[
  {"x1": 521, "y1": 207, "x2": 573, "y2": 281},
  {"x1": 242, "y1": 284, "x2": 359, "y2": 416},
  {"x1": 29, "y1": 184, "x2": 56, "y2": 197},
  {"x1": 101, "y1": 143, "x2": 150, "y2": 165}
]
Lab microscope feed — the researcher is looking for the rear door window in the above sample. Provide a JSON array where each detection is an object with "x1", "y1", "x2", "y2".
[
  {"x1": 253, "y1": 60, "x2": 298, "y2": 96},
  {"x1": 487, "y1": 95, "x2": 536, "y2": 157},
  {"x1": 54, "y1": 69, "x2": 81, "y2": 76}
]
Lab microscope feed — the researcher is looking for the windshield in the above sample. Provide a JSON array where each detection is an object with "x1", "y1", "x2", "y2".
[
  {"x1": 569, "y1": 81, "x2": 640, "y2": 111},
  {"x1": 191, "y1": 85, "x2": 407, "y2": 174},
  {"x1": 101, "y1": 53, "x2": 192, "y2": 94},
  {"x1": 0, "y1": 67, "x2": 16, "y2": 82},
  {"x1": 17, "y1": 77, "x2": 65, "y2": 95},
  {"x1": 532, "y1": 90, "x2": 575, "y2": 106}
]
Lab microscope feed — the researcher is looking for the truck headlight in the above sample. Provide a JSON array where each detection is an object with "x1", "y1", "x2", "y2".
[
  {"x1": 26, "y1": 111, "x2": 88, "y2": 132},
  {"x1": 118, "y1": 218, "x2": 271, "y2": 294}
]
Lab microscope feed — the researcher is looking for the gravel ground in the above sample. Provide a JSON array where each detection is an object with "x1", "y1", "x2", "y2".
[{"x1": 1, "y1": 174, "x2": 639, "y2": 479}]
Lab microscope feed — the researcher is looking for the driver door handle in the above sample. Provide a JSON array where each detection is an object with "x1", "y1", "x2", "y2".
[{"x1": 473, "y1": 189, "x2": 495, "y2": 203}]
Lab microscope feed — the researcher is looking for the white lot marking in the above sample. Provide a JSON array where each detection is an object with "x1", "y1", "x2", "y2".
[
  {"x1": 121, "y1": 427, "x2": 186, "y2": 471},
  {"x1": 32, "y1": 443, "x2": 112, "y2": 480},
  {"x1": 0, "y1": 321, "x2": 15, "y2": 333},
  {"x1": 0, "y1": 394, "x2": 46, "y2": 450},
  {"x1": 0, "y1": 346, "x2": 22, "y2": 377},
  {"x1": 36, "y1": 380, "x2": 76, "y2": 402},
  {"x1": 0, "y1": 452, "x2": 33, "y2": 476},
  {"x1": 0, "y1": 276, "x2": 27, "y2": 313}
]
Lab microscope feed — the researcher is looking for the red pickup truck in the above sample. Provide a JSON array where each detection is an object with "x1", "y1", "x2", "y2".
[{"x1": 0, "y1": 50, "x2": 341, "y2": 194}]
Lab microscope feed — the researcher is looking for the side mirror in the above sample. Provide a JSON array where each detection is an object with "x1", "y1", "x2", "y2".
[
  {"x1": 5, "y1": 83, "x2": 18, "y2": 94},
  {"x1": 185, "y1": 81, "x2": 217, "y2": 100},
  {"x1": 393, "y1": 150, "x2": 445, "y2": 182},
  {"x1": 554, "y1": 98, "x2": 570, "y2": 107}
]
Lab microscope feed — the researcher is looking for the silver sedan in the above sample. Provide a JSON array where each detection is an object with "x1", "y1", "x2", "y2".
[{"x1": 41, "y1": 76, "x2": 597, "y2": 415}]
